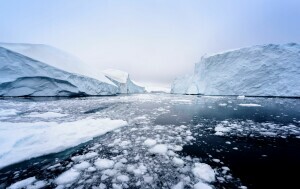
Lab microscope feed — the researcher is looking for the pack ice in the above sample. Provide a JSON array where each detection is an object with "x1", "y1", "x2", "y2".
[
  {"x1": 171, "y1": 43, "x2": 300, "y2": 97},
  {"x1": 102, "y1": 69, "x2": 145, "y2": 94}
]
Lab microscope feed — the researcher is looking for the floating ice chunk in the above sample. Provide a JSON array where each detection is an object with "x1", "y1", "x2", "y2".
[
  {"x1": 193, "y1": 181, "x2": 213, "y2": 189},
  {"x1": 99, "y1": 183, "x2": 107, "y2": 189},
  {"x1": 112, "y1": 183, "x2": 122, "y2": 189},
  {"x1": 172, "y1": 145, "x2": 183, "y2": 151},
  {"x1": 172, "y1": 181, "x2": 184, "y2": 189},
  {"x1": 8, "y1": 177, "x2": 36, "y2": 189},
  {"x1": 0, "y1": 118, "x2": 127, "y2": 168},
  {"x1": 55, "y1": 169, "x2": 80, "y2": 185},
  {"x1": 84, "y1": 152, "x2": 98, "y2": 159},
  {"x1": 94, "y1": 158, "x2": 115, "y2": 170},
  {"x1": 237, "y1": 95, "x2": 245, "y2": 99},
  {"x1": 219, "y1": 103, "x2": 227, "y2": 106},
  {"x1": 222, "y1": 166, "x2": 230, "y2": 171},
  {"x1": 114, "y1": 162, "x2": 125, "y2": 169},
  {"x1": 238, "y1": 104, "x2": 261, "y2": 107},
  {"x1": 215, "y1": 125, "x2": 231, "y2": 133},
  {"x1": 73, "y1": 161, "x2": 91, "y2": 171},
  {"x1": 87, "y1": 167, "x2": 97, "y2": 172},
  {"x1": 27, "y1": 180, "x2": 47, "y2": 189},
  {"x1": 102, "y1": 169, "x2": 118, "y2": 177},
  {"x1": 214, "y1": 124, "x2": 231, "y2": 135},
  {"x1": 149, "y1": 144, "x2": 168, "y2": 155},
  {"x1": 143, "y1": 175, "x2": 153, "y2": 183},
  {"x1": 212, "y1": 159, "x2": 220, "y2": 163},
  {"x1": 132, "y1": 164, "x2": 147, "y2": 176},
  {"x1": 116, "y1": 175, "x2": 130, "y2": 182},
  {"x1": 143, "y1": 139, "x2": 157, "y2": 147},
  {"x1": 30, "y1": 182, "x2": 47, "y2": 189},
  {"x1": 119, "y1": 141, "x2": 131, "y2": 148},
  {"x1": 27, "y1": 112, "x2": 67, "y2": 118},
  {"x1": 172, "y1": 157, "x2": 184, "y2": 166},
  {"x1": 192, "y1": 163, "x2": 215, "y2": 182},
  {"x1": 260, "y1": 131, "x2": 277, "y2": 137}
]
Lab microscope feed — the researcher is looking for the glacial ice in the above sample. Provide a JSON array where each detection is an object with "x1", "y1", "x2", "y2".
[
  {"x1": 102, "y1": 69, "x2": 145, "y2": 94},
  {"x1": 171, "y1": 43, "x2": 300, "y2": 97},
  {"x1": 0, "y1": 43, "x2": 114, "y2": 85},
  {"x1": 0, "y1": 46, "x2": 119, "y2": 96}
]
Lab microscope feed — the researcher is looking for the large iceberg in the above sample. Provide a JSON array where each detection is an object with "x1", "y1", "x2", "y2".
[
  {"x1": 0, "y1": 43, "x2": 114, "y2": 84},
  {"x1": 0, "y1": 46, "x2": 118, "y2": 96},
  {"x1": 171, "y1": 43, "x2": 300, "y2": 97},
  {"x1": 102, "y1": 69, "x2": 145, "y2": 94}
]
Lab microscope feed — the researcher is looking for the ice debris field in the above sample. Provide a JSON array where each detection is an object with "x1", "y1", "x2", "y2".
[{"x1": 0, "y1": 94, "x2": 299, "y2": 189}]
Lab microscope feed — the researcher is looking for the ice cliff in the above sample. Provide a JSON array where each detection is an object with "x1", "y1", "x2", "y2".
[
  {"x1": 171, "y1": 43, "x2": 300, "y2": 97},
  {"x1": 0, "y1": 47, "x2": 118, "y2": 96}
]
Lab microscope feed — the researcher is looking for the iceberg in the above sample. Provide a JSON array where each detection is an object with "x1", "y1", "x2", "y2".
[
  {"x1": 0, "y1": 47, "x2": 118, "y2": 96},
  {"x1": 171, "y1": 43, "x2": 300, "y2": 97},
  {"x1": 0, "y1": 43, "x2": 115, "y2": 85},
  {"x1": 102, "y1": 69, "x2": 145, "y2": 94}
]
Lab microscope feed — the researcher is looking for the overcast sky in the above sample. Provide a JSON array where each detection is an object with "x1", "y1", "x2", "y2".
[{"x1": 1, "y1": 0, "x2": 300, "y2": 86}]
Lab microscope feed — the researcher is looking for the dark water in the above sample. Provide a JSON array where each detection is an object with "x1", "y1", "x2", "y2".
[
  {"x1": 0, "y1": 95, "x2": 300, "y2": 189},
  {"x1": 155, "y1": 96, "x2": 300, "y2": 189}
]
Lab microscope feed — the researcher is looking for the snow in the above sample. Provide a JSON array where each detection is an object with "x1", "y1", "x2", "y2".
[
  {"x1": 102, "y1": 69, "x2": 145, "y2": 94},
  {"x1": 0, "y1": 118, "x2": 127, "y2": 168},
  {"x1": 55, "y1": 169, "x2": 80, "y2": 185},
  {"x1": 192, "y1": 163, "x2": 215, "y2": 182},
  {"x1": 148, "y1": 144, "x2": 168, "y2": 155},
  {"x1": 0, "y1": 46, "x2": 118, "y2": 96},
  {"x1": 94, "y1": 158, "x2": 115, "y2": 170},
  {"x1": 238, "y1": 103, "x2": 262, "y2": 107},
  {"x1": 8, "y1": 177, "x2": 36, "y2": 189},
  {"x1": 171, "y1": 43, "x2": 300, "y2": 97},
  {"x1": 143, "y1": 138, "x2": 157, "y2": 146}
]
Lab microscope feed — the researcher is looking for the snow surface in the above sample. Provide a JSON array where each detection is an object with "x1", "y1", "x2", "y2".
[
  {"x1": 0, "y1": 117, "x2": 127, "y2": 168},
  {"x1": 102, "y1": 69, "x2": 145, "y2": 94},
  {"x1": 0, "y1": 46, "x2": 118, "y2": 96},
  {"x1": 171, "y1": 43, "x2": 300, "y2": 96}
]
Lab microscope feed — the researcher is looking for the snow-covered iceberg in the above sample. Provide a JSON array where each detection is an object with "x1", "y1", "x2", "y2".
[
  {"x1": 171, "y1": 43, "x2": 300, "y2": 97},
  {"x1": 102, "y1": 69, "x2": 145, "y2": 94},
  {"x1": 0, "y1": 46, "x2": 118, "y2": 96}
]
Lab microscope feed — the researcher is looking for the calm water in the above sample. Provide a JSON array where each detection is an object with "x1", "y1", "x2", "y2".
[{"x1": 0, "y1": 94, "x2": 299, "y2": 189}]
